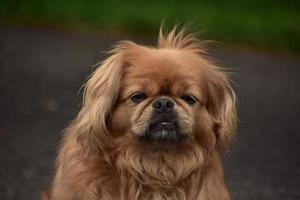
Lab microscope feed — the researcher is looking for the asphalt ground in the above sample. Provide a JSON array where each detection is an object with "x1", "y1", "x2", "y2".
[{"x1": 0, "y1": 26, "x2": 300, "y2": 200}]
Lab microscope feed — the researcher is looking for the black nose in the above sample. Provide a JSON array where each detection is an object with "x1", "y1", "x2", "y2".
[{"x1": 152, "y1": 98, "x2": 174, "y2": 112}]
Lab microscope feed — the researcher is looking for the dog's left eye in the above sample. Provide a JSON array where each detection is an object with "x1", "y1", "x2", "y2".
[
  {"x1": 181, "y1": 94, "x2": 197, "y2": 105},
  {"x1": 130, "y1": 92, "x2": 146, "y2": 103}
]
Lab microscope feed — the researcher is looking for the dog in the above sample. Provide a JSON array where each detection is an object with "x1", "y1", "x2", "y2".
[{"x1": 44, "y1": 26, "x2": 237, "y2": 200}]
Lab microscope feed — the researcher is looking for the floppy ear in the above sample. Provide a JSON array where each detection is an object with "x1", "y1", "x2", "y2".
[
  {"x1": 206, "y1": 70, "x2": 237, "y2": 152},
  {"x1": 84, "y1": 52, "x2": 123, "y2": 147},
  {"x1": 73, "y1": 41, "x2": 141, "y2": 153},
  {"x1": 71, "y1": 46, "x2": 128, "y2": 153}
]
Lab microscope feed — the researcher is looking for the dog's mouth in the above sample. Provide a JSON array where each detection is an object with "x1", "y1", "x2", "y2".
[{"x1": 138, "y1": 113, "x2": 186, "y2": 144}]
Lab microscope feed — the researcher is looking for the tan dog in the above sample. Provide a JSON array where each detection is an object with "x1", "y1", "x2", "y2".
[{"x1": 44, "y1": 27, "x2": 237, "y2": 200}]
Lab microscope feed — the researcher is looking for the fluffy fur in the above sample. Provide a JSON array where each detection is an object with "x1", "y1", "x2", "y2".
[{"x1": 44, "y1": 27, "x2": 237, "y2": 200}]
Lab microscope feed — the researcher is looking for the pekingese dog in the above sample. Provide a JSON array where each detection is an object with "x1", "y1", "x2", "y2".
[{"x1": 44, "y1": 27, "x2": 237, "y2": 200}]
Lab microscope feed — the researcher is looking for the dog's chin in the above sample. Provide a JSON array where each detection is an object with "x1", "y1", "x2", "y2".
[
  {"x1": 137, "y1": 121, "x2": 187, "y2": 150},
  {"x1": 139, "y1": 129, "x2": 186, "y2": 143}
]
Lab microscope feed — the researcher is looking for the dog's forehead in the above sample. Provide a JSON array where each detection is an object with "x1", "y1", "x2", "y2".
[{"x1": 122, "y1": 49, "x2": 205, "y2": 96}]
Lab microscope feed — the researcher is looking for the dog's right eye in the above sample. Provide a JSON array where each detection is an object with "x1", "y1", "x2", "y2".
[{"x1": 130, "y1": 92, "x2": 146, "y2": 103}]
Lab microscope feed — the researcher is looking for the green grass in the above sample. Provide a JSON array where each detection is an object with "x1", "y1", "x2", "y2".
[{"x1": 0, "y1": 0, "x2": 299, "y2": 53}]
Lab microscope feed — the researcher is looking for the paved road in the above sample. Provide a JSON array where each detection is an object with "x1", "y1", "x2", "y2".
[{"x1": 0, "y1": 26, "x2": 300, "y2": 200}]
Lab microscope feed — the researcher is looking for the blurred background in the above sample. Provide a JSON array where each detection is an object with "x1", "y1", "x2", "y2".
[{"x1": 0, "y1": 0, "x2": 299, "y2": 199}]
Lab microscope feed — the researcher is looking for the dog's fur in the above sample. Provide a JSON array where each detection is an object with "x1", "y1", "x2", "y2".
[{"x1": 44, "y1": 27, "x2": 237, "y2": 200}]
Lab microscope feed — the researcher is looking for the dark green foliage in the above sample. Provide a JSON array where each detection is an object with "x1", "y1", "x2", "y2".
[{"x1": 0, "y1": 0, "x2": 299, "y2": 52}]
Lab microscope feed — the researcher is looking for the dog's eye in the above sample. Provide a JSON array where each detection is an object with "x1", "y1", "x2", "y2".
[
  {"x1": 130, "y1": 92, "x2": 146, "y2": 103},
  {"x1": 181, "y1": 94, "x2": 197, "y2": 105}
]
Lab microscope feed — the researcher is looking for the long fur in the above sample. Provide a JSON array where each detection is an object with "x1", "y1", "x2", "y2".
[{"x1": 44, "y1": 26, "x2": 237, "y2": 200}]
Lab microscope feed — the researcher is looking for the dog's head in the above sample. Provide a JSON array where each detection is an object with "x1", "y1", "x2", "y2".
[{"x1": 78, "y1": 27, "x2": 237, "y2": 184}]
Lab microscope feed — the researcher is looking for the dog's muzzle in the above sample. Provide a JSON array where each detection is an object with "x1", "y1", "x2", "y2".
[{"x1": 139, "y1": 97, "x2": 186, "y2": 143}]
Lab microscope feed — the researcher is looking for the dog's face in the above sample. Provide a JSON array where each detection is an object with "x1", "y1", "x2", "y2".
[
  {"x1": 81, "y1": 30, "x2": 236, "y2": 183},
  {"x1": 111, "y1": 48, "x2": 216, "y2": 151}
]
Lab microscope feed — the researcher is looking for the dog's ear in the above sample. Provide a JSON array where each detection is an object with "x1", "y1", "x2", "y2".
[
  {"x1": 76, "y1": 41, "x2": 139, "y2": 152},
  {"x1": 206, "y1": 70, "x2": 237, "y2": 153}
]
